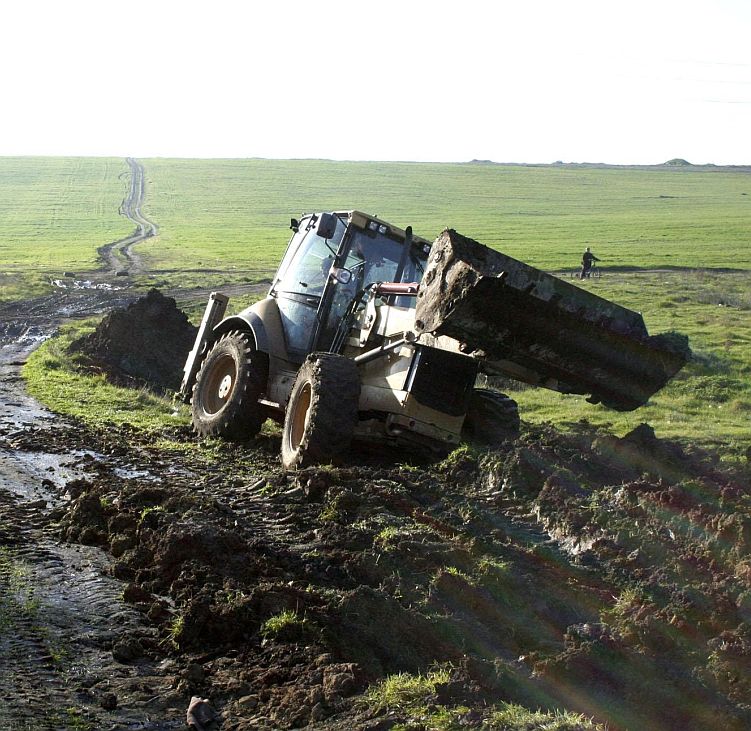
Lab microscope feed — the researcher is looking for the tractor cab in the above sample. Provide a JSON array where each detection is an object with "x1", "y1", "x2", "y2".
[{"x1": 270, "y1": 211, "x2": 430, "y2": 360}]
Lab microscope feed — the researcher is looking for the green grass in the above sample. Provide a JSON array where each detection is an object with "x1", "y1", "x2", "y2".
[
  {"x1": 138, "y1": 159, "x2": 751, "y2": 290},
  {"x1": 363, "y1": 669, "x2": 605, "y2": 730},
  {"x1": 23, "y1": 320, "x2": 187, "y2": 432},
  {"x1": 0, "y1": 157, "x2": 132, "y2": 300},
  {"x1": 485, "y1": 704, "x2": 606, "y2": 731},
  {"x1": 507, "y1": 270, "x2": 751, "y2": 452},
  {"x1": 3, "y1": 157, "x2": 750, "y2": 298},
  {"x1": 363, "y1": 668, "x2": 452, "y2": 712},
  {"x1": 259, "y1": 609, "x2": 307, "y2": 639}
]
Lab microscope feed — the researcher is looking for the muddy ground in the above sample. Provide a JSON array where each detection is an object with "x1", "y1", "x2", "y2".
[{"x1": 1, "y1": 289, "x2": 751, "y2": 730}]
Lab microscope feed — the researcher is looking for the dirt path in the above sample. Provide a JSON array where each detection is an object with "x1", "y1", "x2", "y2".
[
  {"x1": 98, "y1": 157, "x2": 158, "y2": 276},
  {"x1": 0, "y1": 338, "x2": 186, "y2": 729},
  {"x1": 0, "y1": 159, "x2": 277, "y2": 727},
  {"x1": 0, "y1": 161, "x2": 182, "y2": 728}
]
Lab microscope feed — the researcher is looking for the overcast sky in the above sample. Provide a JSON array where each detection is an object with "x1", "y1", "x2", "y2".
[{"x1": 1, "y1": 0, "x2": 749, "y2": 164}]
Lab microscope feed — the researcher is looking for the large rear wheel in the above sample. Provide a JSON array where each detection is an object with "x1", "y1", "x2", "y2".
[
  {"x1": 462, "y1": 388, "x2": 520, "y2": 445},
  {"x1": 281, "y1": 353, "x2": 360, "y2": 470},
  {"x1": 191, "y1": 331, "x2": 267, "y2": 440}
]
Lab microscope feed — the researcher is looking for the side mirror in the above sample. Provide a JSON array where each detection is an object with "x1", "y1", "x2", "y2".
[
  {"x1": 315, "y1": 213, "x2": 337, "y2": 240},
  {"x1": 290, "y1": 218, "x2": 299, "y2": 232},
  {"x1": 331, "y1": 267, "x2": 352, "y2": 285}
]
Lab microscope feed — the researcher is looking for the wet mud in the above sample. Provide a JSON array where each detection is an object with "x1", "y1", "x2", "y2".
[{"x1": 0, "y1": 335, "x2": 181, "y2": 729}]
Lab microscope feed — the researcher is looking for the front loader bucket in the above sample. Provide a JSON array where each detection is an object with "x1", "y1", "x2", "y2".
[{"x1": 415, "y1": 229, "x2": 690, "y2": 411}]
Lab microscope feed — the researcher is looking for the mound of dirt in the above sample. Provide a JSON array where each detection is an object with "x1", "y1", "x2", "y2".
[{"x1": 69, "y1": 289, "x2": 197, "y2": 391}]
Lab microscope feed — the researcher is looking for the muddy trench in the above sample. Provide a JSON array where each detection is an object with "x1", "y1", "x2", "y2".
[{"x1": 0, "y1": 311, "x2": 187, "y2": 729}]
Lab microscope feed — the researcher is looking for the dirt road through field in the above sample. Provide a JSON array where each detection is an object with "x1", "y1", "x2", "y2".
[
  {"x1": 0, "y1": 157, "x2": 277, "y2": 727},
  {"x1": 0, "y1": 163, "x2": 184, "y2": 728},
  {"x1": 0, "y1": 335, "x2": 187, "y2": 729},
  {"x1": 99, "y1": 158, "x2": 158, "y2": 275}
]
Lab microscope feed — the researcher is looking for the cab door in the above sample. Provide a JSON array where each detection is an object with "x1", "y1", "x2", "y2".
[{"x1": 270, "y1": 215, "x2": 345, "y2": 360}]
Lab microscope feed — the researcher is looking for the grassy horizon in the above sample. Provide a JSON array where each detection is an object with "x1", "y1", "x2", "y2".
[{"x1": 2, "y1": 156, "x2": 749, "y2": 293}]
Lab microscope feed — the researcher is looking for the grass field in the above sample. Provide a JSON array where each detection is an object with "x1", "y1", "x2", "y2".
[
  {"x1": 0, "y1": 157, "x2": 132, "y2": 299},
  {"x1": 4, "y1": 156, "x2": 750, "y2": 453},
  {"x1": 2, "y1": 157, "x2": 750, "y2": 294},
  {"x1": 137, "y1": 160, "x2": 751, "y2": 292},
  {"x1": 507, "y1": 270, "x2": 750, "y2": 454}
]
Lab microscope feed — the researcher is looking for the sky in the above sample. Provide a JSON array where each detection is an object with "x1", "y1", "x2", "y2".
[{"x1": 1, "y1": 0, "x2": 749, "y2": 165}]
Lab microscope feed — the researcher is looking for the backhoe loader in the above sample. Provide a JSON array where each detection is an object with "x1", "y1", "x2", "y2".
[{"x1": 180, "y1": 211, "x2": 689, "y2": 469}]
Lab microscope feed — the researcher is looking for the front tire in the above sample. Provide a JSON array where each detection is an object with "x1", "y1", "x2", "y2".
[
  {"x1": 281, "y1": 353, "x2": 360, "y2": 470},
  {"x1": 462, "y1": 388, "x2": 520, "y2": 445},
  {"x1": 191, "y1": 331, "x2": 267, "y2": 440}
]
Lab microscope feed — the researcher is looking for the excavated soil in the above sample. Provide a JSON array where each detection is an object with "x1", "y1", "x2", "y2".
[
  {"x1": 2, "y1": 292, "x2": 750, "y2": 730},
  {"x1": 69, "y1": 289, "x2": 197, "y2": 390}
]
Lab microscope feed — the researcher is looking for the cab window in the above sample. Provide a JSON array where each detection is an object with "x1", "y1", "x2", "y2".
[{"x1": 274, "y1": 217, "x2": 345, "y2": 296}]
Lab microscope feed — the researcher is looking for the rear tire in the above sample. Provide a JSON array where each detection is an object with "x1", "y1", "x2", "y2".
[
  {"x1": 281, "y1": 353, "x2": 360, "y2": 470},
  {"x1": 191, "y1": 331, "x2": 267, "y2": 440},
  {"x1": 462, "y1": 388, "x2": 520, "y2": 445}
]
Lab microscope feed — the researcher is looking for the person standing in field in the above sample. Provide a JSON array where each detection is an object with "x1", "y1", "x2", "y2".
[{"x1": 580, "y1": 247, "x2": 600, "y2": 279}]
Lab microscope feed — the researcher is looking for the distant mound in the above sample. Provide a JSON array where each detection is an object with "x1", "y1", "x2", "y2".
[
  {"x1": 69, "y1": 289, "x2": 197, "y2": 391},
  {"x1": 663, "y1": 158, "x2": 692, "y2": 166}
]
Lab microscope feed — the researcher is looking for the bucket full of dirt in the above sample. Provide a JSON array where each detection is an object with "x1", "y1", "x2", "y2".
[{"x1": 69, "y1": 289, "x2": 197, "y2": 391}]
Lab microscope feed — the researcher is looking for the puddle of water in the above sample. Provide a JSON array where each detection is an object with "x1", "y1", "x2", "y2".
[
  {"x1": 114, "y1": 466, "x2": 158, "y2": 480},
  {"x1": 0, "y1": 450, "x2": 95, "y2": 500},
  {"x1": 113, "y1": 462, "x2": 196, "y2": 481},
  {"x1": 0, "y1": 325, "x2": 50, "y2": 349},
  {"x1": 50, "y1": 279, "x2": 122, "y2": 291}
]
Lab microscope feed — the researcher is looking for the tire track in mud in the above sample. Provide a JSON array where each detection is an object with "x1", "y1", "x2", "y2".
[
  {"x1": 0, "y1": 471, "x2": 122, "y2": 729},
  {"x1": 99, "y1": 157, "x2": 158, "y2": 275}
]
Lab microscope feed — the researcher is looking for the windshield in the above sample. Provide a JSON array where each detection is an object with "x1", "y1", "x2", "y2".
[
  {"x1": 316, "y1": 227, "x2": 429, "y2": 352},
  {"x1": 271, "y1": 215, "x2": 346, "y2": 357},
  {"x1": 273, "y1": 215, "x2": 346, "y2": 296}
]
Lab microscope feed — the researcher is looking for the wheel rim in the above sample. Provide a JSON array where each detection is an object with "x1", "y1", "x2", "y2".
[
  {"x1": 289, "y1": 382, "x2": 312, "y2": 451},
  {"x1": 201, "y1": 354, "x2": 237, "y2": 414}
]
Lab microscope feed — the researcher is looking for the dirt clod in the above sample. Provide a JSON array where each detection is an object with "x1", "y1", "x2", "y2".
[
  {"x1": 99, "y1": 692, "x2": 118, "y2": 710},
  {"x1": 112, "y1": 636, "x2": 144, "y2": 663}
]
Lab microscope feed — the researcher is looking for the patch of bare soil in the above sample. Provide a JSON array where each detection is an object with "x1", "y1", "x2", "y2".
[{"x1": 8, "y1": 413, "x2": 743, "y2": 730}]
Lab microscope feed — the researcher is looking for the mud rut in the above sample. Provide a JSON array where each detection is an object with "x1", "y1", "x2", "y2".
[{"x1": 98, "y1": 158, "x2": 158, "y2": 276}]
